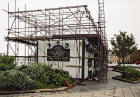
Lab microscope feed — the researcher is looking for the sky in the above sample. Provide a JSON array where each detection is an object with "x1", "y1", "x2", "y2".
[{"x1": 0, "y1": 0, "x2": 140, "y2": 53}]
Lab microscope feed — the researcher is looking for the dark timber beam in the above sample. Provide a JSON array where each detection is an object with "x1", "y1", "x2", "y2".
[{"x1": 5, "y1": 34, "x2": 99, "y2": 41}]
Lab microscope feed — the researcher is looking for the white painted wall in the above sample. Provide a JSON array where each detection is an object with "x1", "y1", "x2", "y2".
[{"x1": 38, "y1": 39, "x2": 93, "y2": 79}]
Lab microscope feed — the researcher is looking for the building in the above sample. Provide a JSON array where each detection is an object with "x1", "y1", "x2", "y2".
[
  {"x1": 5, "y1": 2, "x2": 108, "y2": 80},
  {"x1": 38, "y1": 35, "x2": 97, "y2": 79},
  {"x1": 108, "y1": 50, "x2": 130, "y2": 63},
  {"x1": 130, "y1": 50, "x2": 140, "y2": 63}
]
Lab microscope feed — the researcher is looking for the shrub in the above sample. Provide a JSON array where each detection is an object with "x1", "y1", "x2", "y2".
[
  {"x1": 53, "y1": 69, "x2": 73, "y2": 85},
  {"x1": 32, "y1": 81, "x2": 47, "y2": 89},
  {"x1": 0, "y1": 55, "x2": 15, "y2": 71},
  {"x1": 16, "y1": 64, "x2": 73, "y2": 88},
  {"x1": 0, "y1": 63, "x2": 10, "y2": 71},
  {"x1": 116, "y1": 65, "x2": 125, "y2": 72},
  {"x1": 16, "y1": 64, "x2": 52, "y2": 83},
  {"x1": 0, "y1": 70, "x2": 34, "y2": 90},
  {"x1": 125, "y1": 67, "x2": 140, "y2": 77},
  {"x1": 51, "y1": 72, "x2": 65, "y2": 86},
  {"x1": 129, "y1": 77, "x2": 137, "y2": 81},
  {"x1": 121, "y1": 67, "x2": 140, "y2": 81}
]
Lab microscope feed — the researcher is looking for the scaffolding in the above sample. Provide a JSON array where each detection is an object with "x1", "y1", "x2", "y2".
[{"x1": 5, "y1": 0, "x2": 108, "y2": 81}]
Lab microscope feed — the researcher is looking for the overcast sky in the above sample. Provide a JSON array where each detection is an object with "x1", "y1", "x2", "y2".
[{"x1": 0, "y1": 0, "x2": 140, "y2": 53}]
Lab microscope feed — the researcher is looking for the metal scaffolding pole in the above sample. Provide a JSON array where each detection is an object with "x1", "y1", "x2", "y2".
[{"x1": 5, "y1": 3, "x2": 108, "y2": 80}]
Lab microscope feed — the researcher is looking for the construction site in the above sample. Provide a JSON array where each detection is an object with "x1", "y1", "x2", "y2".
[{"x1": 5, "y1": 0, "x2": 108, "y2": 80}]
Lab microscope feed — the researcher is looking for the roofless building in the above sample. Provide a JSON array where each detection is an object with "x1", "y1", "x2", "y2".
[{"x1": 5, "y1": 0, "x2": 108, "y2": 80}]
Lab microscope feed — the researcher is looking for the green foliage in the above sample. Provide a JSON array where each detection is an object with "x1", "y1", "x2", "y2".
[
  {"x1": 16, "y1": 63, "x2": 73, "y2": 88},
  {"x1": 129, "y1": 77, "x2": 137, "y2": 81},
  {"x1": 0, "y1": 63, "x2": 73, "y2": 90},
  {"x1": 53, "y1": 69, "x2": 73, "y2": 85},
  {"x1": 111, "y1": 31, "x2": 137, "y2": 63},
  {"x1": 0, "y1": 55, "x2": 15, "y2": 71},
  {"x1": 16, "y1": 64, "x2": 52, "y2": 84},
  {"x1": 51, "y1": 73, "x2": 64, "y2": 86},
  {"x1": 125, "y1": 67, "x2": 140, "y2": 78},
  {"x1": 116, "y1": 65, "x2": 125, "y2": 72},
  {"x1": 32, "y1": 81, "x2": 47, "y2": 89},
  {"x1": 0, "y1": 70, "x2": 34, "y2": 90},
  {"x1": 0, "y1": 63, "x2": 10, "y2": 71},
  {"x1": 121, "y1": 67, "x2": 140, "y2": 81},
  {"x1": 50, "y1": 69, "x2": 72, "y2": 86}
]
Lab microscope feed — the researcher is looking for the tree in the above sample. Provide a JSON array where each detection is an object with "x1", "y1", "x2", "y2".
[{"x1": 111, "y1": 31, "x2": 137, "y2": 64}]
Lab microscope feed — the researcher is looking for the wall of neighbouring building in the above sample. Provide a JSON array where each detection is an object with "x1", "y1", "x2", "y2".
[{"x1": 108, "y1": 50, "x2": 130, "y2": 63}]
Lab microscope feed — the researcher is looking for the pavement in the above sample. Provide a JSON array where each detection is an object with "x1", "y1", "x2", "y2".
[
  {"x1": 1, "y1": 70, "x2": 140, "y2": 97},
  {"x1": 1, "y1": 86, "x2": 140, "y2": 97},
  {"x1": 66, "y1": 69, "x2": 140, "y2": 93}
]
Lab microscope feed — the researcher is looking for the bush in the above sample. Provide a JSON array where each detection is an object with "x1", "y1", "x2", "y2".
[
  {"x1": 125, "y1": 67, "x2": 140, "y2": 78},
  {"x1": 16, "y1": 64, "x2": 73, "y2": 88},
  {"x1": 16, "y1": 64, "x2": 52, "y2": 83},
  {"x1": 0, "y1": 70, "x2": 34, "y2": 90},
  {"x1": 0, "y1": 63, "x2": 73, "y2": 90},
  {"x1": 32, "y1": 81, "x2": 47, "y2": 89},
  {"x1": 53, "y1": 69, "x2": 73, "y2": 85},
  {"x1": 0, "y1": 55, "x2": 15, "y2": 71},
  {"x1": 0, "y1": 63, "x2": 10, "y2": 71},
  {"x1": 129, "y1": 77, "x2": 137, "y2": 81},
  {"x1": 116, "y1": 65, "x2": 125, "y2": 72},
  {"x1": 51, "y1": 71, "x2": 65, "y2": 86},
  {"x1": 121, "y1": 67, "x2": 140, "y2": 81}
]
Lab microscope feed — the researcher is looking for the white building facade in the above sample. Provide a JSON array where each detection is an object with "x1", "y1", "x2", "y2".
[{"x1": 38, "y1": 39, "x2": 94, "y2": 79}]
